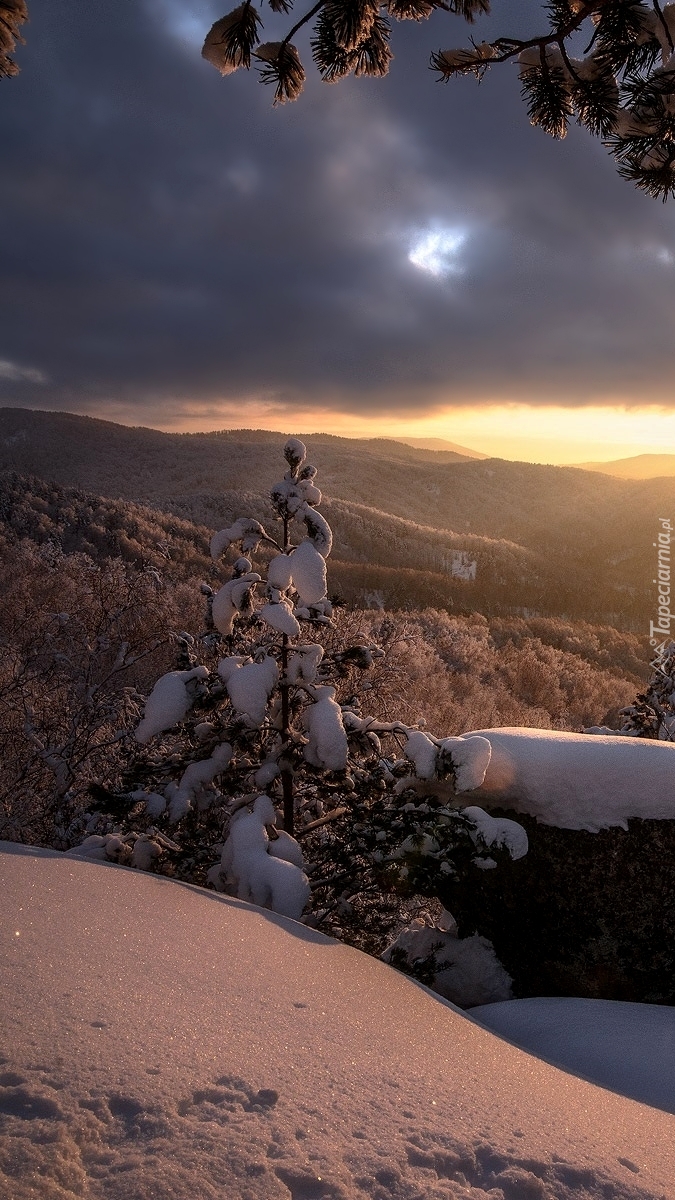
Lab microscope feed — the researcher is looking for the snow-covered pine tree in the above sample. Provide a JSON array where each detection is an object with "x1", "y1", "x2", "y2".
[{"x1": 73, "y1": 438, "x2": 527, "y2": 943}]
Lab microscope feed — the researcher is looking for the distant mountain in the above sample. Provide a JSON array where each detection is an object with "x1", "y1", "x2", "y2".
[
  {"x1": 2, "y1": 407, "x2": 673, "y2": 632},
  {"x1": 377, "y1": 436, "x2": 488, "y2": 459},
  {"x1": 575, "y1": 453, "x2": 675, "y2": 480}
]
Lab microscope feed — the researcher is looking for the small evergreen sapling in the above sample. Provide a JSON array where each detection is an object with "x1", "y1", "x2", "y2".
[{"x1": 77, "y1": 438, "x2": 527, "y2": 950}]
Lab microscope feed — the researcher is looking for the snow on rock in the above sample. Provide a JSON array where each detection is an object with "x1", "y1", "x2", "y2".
[
  {"x1": 167, "y1": 743, "x2": 233, "y2": 824},
  {"x1": 134, "y1": 666, "x2": 209, "y2": 743},
  {"x1": 219, "y1": 654, "x2": 278, "y2": 727},
  {"x1": 382, "y1": 917, "x2": 513, "y2": 1008},
  {"x1": 470, "y1": 997, "x2": 675, "y2": 1116},
  {"x1": 462, "y1": 726, "x2": 675, "y2": 831},
  {"x1": 220, "y1": 795, "x2": 310, "y2": 919},
  {"x1": 211, "y1": 573, "x2": 261, "y2": 637},
  {"x1": 286, "y1": 643, "x2": 324, "y2": 684},
  {"x1": 289, "y1": 539, "x2": 327, "y2": 605},
  {"x1": 266, "y1": 552, "x2": 293, "y2": 591},
  {"x1": 404, "y1": 730, "x2": 438, "y2": 779},
  {"x1": 5, "y1": 841, "x2": 675, "y2": 1200},
  {"x1": 259, "y1": 601, "x2": 301, "y2": 638},
  {"x1": 462, "y1": 805, "x2": 529, "y2": 861},
  {"x1": 302, "y1": 685, "x2": 348, "y2": 771},
  {"x1": 438, "y1": 735, "x2": 492, "y2": 792},
  {"x1": 210, "y1": 517, "x2": 266, "y2": 559}
]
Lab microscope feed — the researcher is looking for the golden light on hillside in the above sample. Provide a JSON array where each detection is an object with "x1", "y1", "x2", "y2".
[{"x1": 101, "y1": 399, "x2": 675, "y2": 467}]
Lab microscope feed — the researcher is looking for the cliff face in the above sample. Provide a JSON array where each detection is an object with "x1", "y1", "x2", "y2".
[{"x1": 440, "y1": 811, "x2": 675, "y2": 1003}]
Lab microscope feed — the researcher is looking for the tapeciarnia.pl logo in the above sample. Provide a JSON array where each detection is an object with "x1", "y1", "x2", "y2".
[{"x1": 650, "y1": 517, "x2": 673, "y2": 651}]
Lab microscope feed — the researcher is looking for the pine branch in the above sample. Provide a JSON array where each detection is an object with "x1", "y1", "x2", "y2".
[
  {"x1": 0, "y1": 0, "x2": 27, "y2": 80},
  {"x1": 201, "y1": 3, "x2": 263, "y2": 75},
  {"x1": 256, "y1": 40, "x2": 307, "y2": 102}
]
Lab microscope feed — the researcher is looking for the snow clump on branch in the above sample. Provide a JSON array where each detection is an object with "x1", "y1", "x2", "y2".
[
  {"x1": 218, "y1": 654, "x2": 279, "y2": 727},
  {"x1": 215, "y1": 794, "x2": 310, "y2": 920},
  {"x1": 134, "y1": 666, "x2": 209, "y2": 743}
]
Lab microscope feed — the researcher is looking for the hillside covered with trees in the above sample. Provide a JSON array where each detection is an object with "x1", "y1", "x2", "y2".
[{"x1": 1, "y1": 408, "x2": 670, "y2": 629}]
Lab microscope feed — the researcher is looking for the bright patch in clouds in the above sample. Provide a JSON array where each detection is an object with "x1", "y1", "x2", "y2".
[
  {"x1": 150, "y1": 0, "x2": 217, "y2": 48},
  {"x1": 408, "y1": 228, "x2": 466, "y2": 277},
  {"x1": 0, "y1": 358, "x2": 48, "y2": 384}
]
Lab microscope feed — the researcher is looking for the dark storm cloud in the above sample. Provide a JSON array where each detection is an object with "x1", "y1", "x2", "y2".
[{"x1": 2, "y1": 0, "x2": 675, "y2": 420}]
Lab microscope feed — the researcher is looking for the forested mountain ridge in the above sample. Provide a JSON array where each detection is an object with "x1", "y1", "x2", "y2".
[
  {"x1": 1, "y1": 408, "x2": 670, "y2": 631},
  {"x1": 0, "y1": 471, "x2": 213, "y2": 580}
]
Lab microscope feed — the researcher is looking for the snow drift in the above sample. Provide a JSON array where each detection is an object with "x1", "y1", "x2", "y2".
[
  {"x1": 2, "y1": 842, "x2": 675, "y2": 1200},
  {"x1": 471, "y1": 996, "x2": 675, "y2": 1117}
]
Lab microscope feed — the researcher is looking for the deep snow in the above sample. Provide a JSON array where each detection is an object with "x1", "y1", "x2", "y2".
[
  {"x1": 2, "y1": 843, "x2": 675, "y2": 1200},
  {"x1": 469, "y1": 997, "x2": 675, "y2": 1117}
]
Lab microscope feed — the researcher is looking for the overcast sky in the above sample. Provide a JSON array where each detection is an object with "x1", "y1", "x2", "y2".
[{"x1": 2, "y1": 0, "x2": 675, "y2": 457}]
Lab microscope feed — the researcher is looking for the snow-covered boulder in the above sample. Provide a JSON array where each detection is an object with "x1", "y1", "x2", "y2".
[
  {"x1": 437, "y1": 727, "x2": 675, "y2": 1003},
  {"x1": 461, "y1": 726, "x2": 675, "y2": 831}
]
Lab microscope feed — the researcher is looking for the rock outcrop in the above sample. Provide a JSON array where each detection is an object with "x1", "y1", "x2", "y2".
[{"x1": 440, "y1": 810, "x2": 675, "y2": 1003}]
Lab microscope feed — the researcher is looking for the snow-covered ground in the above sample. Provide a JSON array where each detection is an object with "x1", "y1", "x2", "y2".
[
  {"x1": 470, "y1": 997, "x2": 675, "y2": 1117},
  {"x1": 2, "y1": 843, "x2": 675, "y2": 1200}
]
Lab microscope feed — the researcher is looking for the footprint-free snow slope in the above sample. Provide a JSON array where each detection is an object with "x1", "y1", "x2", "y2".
[{"x1": 470, "y1": 996, "x2": 675, "y2": 1117}]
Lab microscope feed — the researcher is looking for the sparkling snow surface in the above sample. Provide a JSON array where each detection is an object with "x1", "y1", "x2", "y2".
[
  {"x1": 462, "y1": 727, "x2": 675, "y2": 830},
  {"x1": 3, "y1": 844, "x2": 675, "y2": 1200},
  {"x1": 470, "y1": 998, "x2": 675, "y2": 1117}
]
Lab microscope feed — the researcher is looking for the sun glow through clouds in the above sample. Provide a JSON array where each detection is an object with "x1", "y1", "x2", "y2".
[{"x1": 408, "y1": 229, "x2": 466, "y2": 277}]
